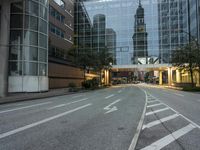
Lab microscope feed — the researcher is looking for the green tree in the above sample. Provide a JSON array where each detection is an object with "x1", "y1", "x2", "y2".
[
  {"x1": 171, "y1": 42, "x2": 196, "y2": 86},
  {"x1": 68, "y1": 46, "x2": 113, "y2": 84}
]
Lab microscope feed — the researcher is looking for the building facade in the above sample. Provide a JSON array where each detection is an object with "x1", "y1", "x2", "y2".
[
  {"x1": 0, "y1": 0, "x2": 49, "y2": 96},
  {"x1": 0, "y1": 0, "x2": 84, "y2": 97},
  {"x1": 48, "y1": 0, "x2": 84, "y2": 89}
]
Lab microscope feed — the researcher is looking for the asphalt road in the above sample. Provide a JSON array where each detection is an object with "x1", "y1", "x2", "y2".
[
  {"x1": 0, "y1": 85, "x2": 145, "y2": 150},
  {"x1": 136, "y1": 84, "x2": 200, "y2": 150}
]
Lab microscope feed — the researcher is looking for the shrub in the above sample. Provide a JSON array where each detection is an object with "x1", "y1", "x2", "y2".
[
  {"x1": 82, "y1": 78, "x2": 99, "y2": 89},
  {"x1": 68, "y1": 82, "x2": 78, "y2": 92}
]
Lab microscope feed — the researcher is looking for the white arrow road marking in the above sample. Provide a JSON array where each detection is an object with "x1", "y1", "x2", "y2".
[
  {"x1": 104, "y1": 99, "x2": 121, "y2": 114},
  {"x1": 105, "y1": 94, "x2": 115, "y2": 99}
]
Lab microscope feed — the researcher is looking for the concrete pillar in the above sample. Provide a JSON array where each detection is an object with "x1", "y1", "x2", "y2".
[
  {"x1": 176, "y1": 69, "x2": 181, "y2": 83},
  {"x1": 159, "y1": 71, "x2": 163, "y2": 85},
  {"x1": 197, "y1": 71, "x2": 200, "y2": 87},
  {"x1": 0, "y1": 1, "x2": 10, "y2": 97},
  {"x1": 105, "y1": 70, "x2": 109, "y2": 85},
  {"x1": 168, "y1": 67, "x2": 172, "y2": 86}
]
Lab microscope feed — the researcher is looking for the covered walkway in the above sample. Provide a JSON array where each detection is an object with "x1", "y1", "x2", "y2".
[{"x1": 111, "y1": 64, "x2": 200, "y2": 87}]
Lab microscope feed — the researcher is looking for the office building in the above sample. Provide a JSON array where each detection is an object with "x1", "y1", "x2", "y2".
[
  {"x1": 0, "y1": 0, "x2": 84, "y2": 97},
  {"x1": 0, "y1": 0, "x2": 49, "y2": 96},
  {"x1": 48, "y1": 0, "x2": 84, "y2": 89}
]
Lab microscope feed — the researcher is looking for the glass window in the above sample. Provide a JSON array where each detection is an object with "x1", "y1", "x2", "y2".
[
  {"x1": 61, "y1": 32, "x2": 64, "y2": 38},
  {"x1": 50, "y1": 24, "x2": 55, "y2": 33},
  {"x1": 56, "y1": 28, "x2": 61, "y2": 36},
  {"x1": 39, "y1": 33, "x2": 47, "y2": 48},
  {"x1": 11, "y1": 2, "x2": 23, "y2": 13},
  {"x1": 40, "y1": 0, "x2": 48, "y2": 5},
  {"x1": 50, "y1": 6, "x2": 56, "y2": 17},
  {"x1": 10, "y1": 14, "x2": 23, "y2": 29},
  {"x1": 40, "y1": 5, "x2": 47, "y2": 19},
  {"x1": 25, "y1": 15, "x2": 38, "y2": 31},
  {"x1": 10, "y1": 30, "x2": 23, "y2": 45},
  {"x1": 24, "y1": 30, "x2": 38, "y2": 46},
  {"x1": 53, "y1": 0, "x2": 65, "y2": 8},
  {"x1": 39, "y1": 48, "x2": 47, "y2": 62},
  {"x1": 56, "y1": 11, "x2": 61, "y2": 21},
  {"x1": 9, "y1": 61, "x2": 22, "y2": 76},
  {"x1": 23, "y1": 46, "x2": 38, "y2": 61},
  {"x1": 61, "y1": 16, "x2": 65, "y2": 23},
  {"x1": 9, "y1": 45, "x2": 22, "y2": 60},
  {"x1": 39, "y1": 63, "x2": 47, "y2": 76},
  {"x1": 39, "y1": 19, "x2": 47, "y2": 34},
  {"x1": 23, "y1": 62, "x2": 38, "y2": 75},
  {"x1": 25, "y1": 0, "x2": 39, "y2": 16}
]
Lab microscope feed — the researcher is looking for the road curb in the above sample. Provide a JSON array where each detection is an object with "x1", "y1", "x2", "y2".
[
  {"x1": 0, "y1": 90, "x2": 88, "y2": 105},
  {"x1": 128, "y1": 87, "x2": 147, "y2": 150}
]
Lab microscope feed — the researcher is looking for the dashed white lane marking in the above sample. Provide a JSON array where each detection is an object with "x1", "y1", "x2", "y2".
[
  {"x1": 146, "y1": 107, "x2": 170, "y2": 116},
  {"x1": 72, "y1": 95, "x2": 84, "y2": 98},
  {"x1": 105, "y1": 94, "x2": 115, "y2": 99},
  {"x1": 141, "y1": 124, "x2": 195, "y2": 150},
  {"x1": 174, "y1": 93, "x2": 184, "y2": 97},
  {"x1": 142, "y1": 114, "x2": 179, "y2": 130},
  {"x1": 0, "y1": 103, "x2": 92, "y2": 139},
  {"x1": 0, "y1": 102, "x2": 52, "y2": 114},
  {"x1": 47, "y1": 98, "x2": 89, "y2": 110},
  {"x1": 147, "y1": 103, "x2": 163, "y2": 108},
  {"x1": 118, "y1": 90, "x2": 122, "y2": 93},
  {"x1": 147, "y1": 100, "x2": 159, "y2": 103}
]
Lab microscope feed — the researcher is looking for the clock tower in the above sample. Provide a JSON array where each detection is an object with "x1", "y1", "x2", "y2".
[{"x1": 133, "y1": 0, "x2": 148, "y2": 64}]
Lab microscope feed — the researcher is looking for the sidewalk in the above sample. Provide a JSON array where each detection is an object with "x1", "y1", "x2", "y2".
[{"x1": 0, "y1": 88, "x2": 83, "y2": 105}]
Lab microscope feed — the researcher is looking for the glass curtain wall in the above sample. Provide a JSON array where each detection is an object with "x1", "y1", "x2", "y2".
[
  {"x1": 75, "y1": 0, "x2": 189, "y2": 65},
  {"x1": 9, "y1": 0, "x2": 48, "y2": 77}
]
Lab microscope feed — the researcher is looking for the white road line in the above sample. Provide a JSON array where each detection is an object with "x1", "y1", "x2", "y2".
[
  {"x1": 147, "y1": 100, "x2": 159, "y2": 103},
  {"x1": 105, "y1": 94, "x2": 114, "y2": 99},
  {"x1": 72, "y1": 95, "x2": 84, "y2": 98},
  {"x1": 161, "y1": 101, "x2": 200, "y2": 129},
  {"x1": 118, "y1": 90, "x2": 122, "y2": 93},
  {"x1": 0, "y1": 103, "x2": 92, "y2": 139},
  {"x1": 146, "y1": 107, "x2": 170, "y2": 116},
  {"x1": 47, "y1": 104, "x2": 66, "y2": 110},
  {"x1": 0, "y1": 102, "x2": 52, "y2": 114},
  {"x1": 128, "y1": 86, "x2": 148, "y2": 150},
  {"x1": 142, "y1": 114, "x2": 179, "y2": 130},
  {"x1": 174, "y1": 93, "x2": 184, "y2": 97},
  {"x1": 47, "y1": 98, "x2": 89, "y2": 110},
  {"x1": 142, "y1": 90, "x2": 200, "y2": 129},
  {"x1": 141, "y1": 124, "x2": 195, "y2": 150},
  {"x1": 147, "y1": 103, "x2": 163, "y2": 108}
]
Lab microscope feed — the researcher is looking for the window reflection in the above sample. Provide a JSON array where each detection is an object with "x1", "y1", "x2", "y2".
[{"x1": 9, "y1": 0, "x2": 48, "y2": 77}]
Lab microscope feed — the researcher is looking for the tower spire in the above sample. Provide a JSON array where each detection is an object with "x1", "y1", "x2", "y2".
[{"x1": 139, "y1": 0, "x2": 141, "y2": 6}]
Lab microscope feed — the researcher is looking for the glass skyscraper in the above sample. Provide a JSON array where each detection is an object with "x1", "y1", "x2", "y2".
[
  {"x1": 8, "y1": 0, "x2": 49, "y2": 92},
  {"x1": 74, "y1": 0, "x2": 190, "y2": 66}
]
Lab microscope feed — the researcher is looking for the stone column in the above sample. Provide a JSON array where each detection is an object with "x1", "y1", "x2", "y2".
[
  {"x1": 176, "y1": 69, "x2": 181, "y2": 83},
  {"x1": 168, "y1": 67, "x2": 172, "y2": 86},
  {"x1": 0, "y1": 1, "x2": 10, "y2": 97},
  {"x1": 197, "y1": 71, "x2": 200, "y2": 87},
  {"x1": 159, "y1": 71, "x2": 163, "y2": 85}
]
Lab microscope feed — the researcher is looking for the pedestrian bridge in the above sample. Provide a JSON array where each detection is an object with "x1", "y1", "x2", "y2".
[{"x1": 112, "y1": 64, "x2": 172, "y2": 71}]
